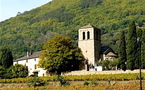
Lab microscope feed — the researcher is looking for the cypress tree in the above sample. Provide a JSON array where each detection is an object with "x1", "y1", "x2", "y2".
[
  {"x1": 118, "y1": 31, "x2": 127, "y2": 71},
  {"x1": 141, "y1": 29, "x2": 145, "y2": 69},
  {"x1": 136, "y1": 28, "x2": 142, "y2": 69},
  {"x1": 1, "y1": 48, "x2": 13, "y2": 69},
  {"x1": 126, "y1": 21, "x2": 137, "y2": 70}
]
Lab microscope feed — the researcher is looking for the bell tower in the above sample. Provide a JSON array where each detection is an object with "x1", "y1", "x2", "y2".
[{"x1": 78, "y1": 24, "x2": 101, "y2": 67}]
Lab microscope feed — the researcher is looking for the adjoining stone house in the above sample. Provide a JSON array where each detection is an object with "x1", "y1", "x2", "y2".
[
  {"x1": 13, "y1": 51, "x2": 47, "y2": 76},
  {"x1": 100, "y1": 46, "x2": 118, "y2": 61},
  {"x1": 13, "y1": 24, "x2": 117, "y2": 76}
]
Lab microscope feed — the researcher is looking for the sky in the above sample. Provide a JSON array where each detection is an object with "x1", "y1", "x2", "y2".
[{"x1": 0, "y1": 0, "x2": 52, "y2": 22}]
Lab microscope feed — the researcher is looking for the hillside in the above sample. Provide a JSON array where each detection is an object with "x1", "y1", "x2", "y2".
[{"x1": 0, "y1": 0, "x2": 145, "y2": 59}]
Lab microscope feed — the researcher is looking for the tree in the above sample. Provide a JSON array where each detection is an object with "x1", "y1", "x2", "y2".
[
  {"x1": 38, "y1": 35, "x2": 84, "y2": 74},
  {"x1": 98, "y1": 59, "x2": 119, "y2": 70},
  {"x1": 126, "y1": 21, "x2": 137, "y2": 70},
  {"x1": 98, "y1": 59, "x2": 110, "y2": 70},
  {"x1": 110, "y1": 58, "x2": 119, "y2": 70},
  {"x1": 118, "y1": 31, "x2": 127, "y2": 71},
  {"x1": 7, "y1": 64, "x2": 28, "y2": 78},
  {"x1": 136, "y1": 28, "x2": 142, "y2": 68},
  {"x1": 141, "y1": 29, "x2": 145, "y2": 68},
  {"x1": 0, "y1": 48, "x2": 13, "y2": 69}
]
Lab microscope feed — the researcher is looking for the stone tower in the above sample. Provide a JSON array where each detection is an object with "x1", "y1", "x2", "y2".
[{"x1": 78, "y1": 24, "x2": 101, "y2": 67}]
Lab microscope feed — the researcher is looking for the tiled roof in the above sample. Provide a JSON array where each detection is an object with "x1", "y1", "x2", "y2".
[
  {"x1": 106, "y1": 52, "x2": 117, "y2": 57},
  {"x1": 100, "y1": 46, "x2": 115, "y2": 54},
  {"x1": 14, "y1": 51, "x2": 42, "y2": 61},
  {"x1": 100, "y1": 46, "x2": 117, "y2": 57}
]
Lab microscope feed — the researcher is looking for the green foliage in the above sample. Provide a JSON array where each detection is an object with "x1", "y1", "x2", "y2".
[
  {"x1": 98, "y1": 59, "x2": 119, "y2": 70},
  {"x1": 118, "y1": 31, "x2": 127, "y2": 71},
  {"x1": 27, "y1": 76, "x2": 47, "y2": 87},
  {"x1": 136, "y1": 28, "x2": 142, "y2": 69},
  {"x1": 110, "y1": 59, "x2": 119, "y2": 69},
  {"x1": 80, "y1": 0, "x2": 102, "y2": 9},
  {"x1": 83, "y1": 81, "x2": 89, "y2": 86},
  {"x1": 126, "y1": 21, "x2": 137, "y2": 70},
  {"x1": 38, "y1": 35, "x2": 84, "y2": 74},
  {"x1": 42, "y1": 6, "x2": 75, "y2": 24},
  {"x1": 0, "y1": 48, "x2": 13, "y2": 69},
  {"x1": 0, "y1": 64, "x2": 28, "y2": 79},
  {"x1": 98, "y1": 59, "x2": 110, "y2": 70},
  {"x1": 7, "y1": 64, "x2": 28, "y2": 78},
  {"x1": 0, "y1": 66, "x2": 6, "y2": 79},
  {"x1": 0, "y1": 0, "x2": 145, "y2": 59},
  {"x1": 55, "y1": 75, "x2": 70, "y2": 86},
  {"x1": 102, "y1": 59, "x2": 110, "y2": 70},
  {"x1": 141, "y1": 29, "x2": 145, "y2": 68}
]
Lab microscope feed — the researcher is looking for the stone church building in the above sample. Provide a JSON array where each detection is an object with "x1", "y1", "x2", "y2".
[
  {"x1": 78, "y1": 24, "x2": 117, "y2": 71},
  {"x1": 14, "y1": 24, "x2": 117, "y2": 76},
  {"x1": 78, "y1": 24, "x2": 101, "y2": 67}
]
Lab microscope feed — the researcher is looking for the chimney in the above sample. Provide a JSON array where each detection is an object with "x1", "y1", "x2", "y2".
[{"x1": 27, "y1": 52, "x2": 29, "y2": 57}]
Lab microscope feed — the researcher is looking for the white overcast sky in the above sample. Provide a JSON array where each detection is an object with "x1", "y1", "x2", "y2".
[{"x1": 0, "y1": 0, "x2": 52, "y2": 22}]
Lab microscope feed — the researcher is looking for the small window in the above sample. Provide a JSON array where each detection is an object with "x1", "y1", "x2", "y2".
[
  {"x1": 26, "y1": 59, "x2": 28, "y2": 63},
  {"x1": 87, "y1": 31, "x2": 90, "y2": 39},
  {"x1": 83, "y1": 32, "x2": 85, "y2": 40}
]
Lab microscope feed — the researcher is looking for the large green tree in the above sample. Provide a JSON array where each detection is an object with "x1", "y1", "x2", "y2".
[
  {"x1": 38, "y1": 35, "x2": 84, "y2": 74},
  {"x1": 118, "y1": 31, "x2": 127, "y2": 71},
  {"x1": 141, "y1": 29, "x2": 145, "y2": 68},
  {"x1": 126, "y1": 21, "x2": 137, "y2": 70},
  {"x1": 0, "y1": 48, "x2": 13, "y2": 69}
]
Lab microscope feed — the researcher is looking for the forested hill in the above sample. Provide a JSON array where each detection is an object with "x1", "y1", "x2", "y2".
[{"x1": 0, "y1": 0, "x2": 145, "y2": 59}]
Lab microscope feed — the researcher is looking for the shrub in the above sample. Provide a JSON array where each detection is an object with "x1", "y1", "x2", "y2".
[
  {"x1": 90, "y1": 80, "x2": 98, "y2": 85},
  {"x1": 83, "y1": 81, "x2": 89, "y2": 86},
  {"x1": 26, "y1": 76, "x2": 48, "y2": 87},
  {"x1": 0, "y1": 66, "x2": 6, "y2": 79},
  {"x1": 7, "y1": 64, "x2": 28, "y2": 78},
  {"x1": 55, "y1": 75, "x2": 70, "y2": 86}
]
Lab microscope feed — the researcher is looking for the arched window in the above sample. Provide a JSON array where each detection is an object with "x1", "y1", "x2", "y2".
[
  {"x1": 87, "y1": 31, "x2": 90, "y2": 39},
  {"x1": 83, "y1": 32, "x2": 85, "y2": 40}
]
